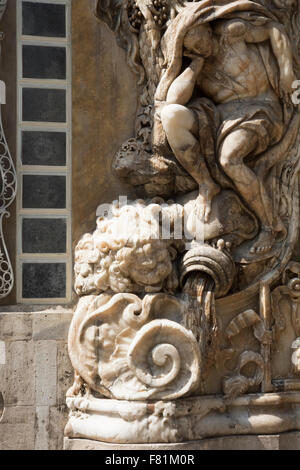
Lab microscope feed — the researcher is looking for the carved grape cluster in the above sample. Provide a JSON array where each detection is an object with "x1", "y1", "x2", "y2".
[
  {"x1": 127, "y1": 0, "x2": 169, "y2": 31},
  {"x1": 127, "y1": 0, "x2": 143, "y2": 30},
  {"x1": 149, "y1": 0, "x2": 169, "y2": 26}
]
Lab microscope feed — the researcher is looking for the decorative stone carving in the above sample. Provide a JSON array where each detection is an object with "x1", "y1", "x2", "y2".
[
  {"x1": 66, "y1": 0, "x2": 300, "y2": 447},
  {"x1": 74, "y1": 199, "x2": 183, "y2": 296},
  {"x1": 68, "y1": 293, "x2": 200, "y2": 401},
  {"x1": 65, "y1": 392, "x2": 300, "y2": 444},
  {"x1": 271, "y1": 262, "x2": 300, "y2": 391},
  {"x1": 0, "y1": 0, "x2": 16, "y2": 299}
]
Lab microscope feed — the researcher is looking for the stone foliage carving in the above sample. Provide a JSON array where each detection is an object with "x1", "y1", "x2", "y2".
[
  {"x1": 66, "y1": 0, "x2": 300, "y2": 445},
  {"x1": 272, "y1": 262, "x2": 300, "y2": 390},
  {"x1": 222, "y1": 309, "x2": 266, "y2": 401}
]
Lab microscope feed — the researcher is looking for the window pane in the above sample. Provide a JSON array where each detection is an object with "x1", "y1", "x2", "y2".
[
  {"x1": 22, "y1": 218, "x2": 67, "y2": 254},
  {"x1": 23, "y1": 175, "x2": 66, "y2": 209},
  {"x1": 23, "y1": 45, "x2": 66, "y2": 80},
  {"x1": 22, "y1": 131, "x2": 66, "y2": 166},
  {"x1": 22, "y1": 263, "x2": 66, "y2": 298},
  {"x1": 22, "y1": 2, "x2": 66, "y2": 38},
  {"x1": 22, "y1": 88, "x2": 66, "y2": 123}
]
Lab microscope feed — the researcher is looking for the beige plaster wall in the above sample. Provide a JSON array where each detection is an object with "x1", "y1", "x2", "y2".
[{"x1": 72, "y1": 0, "x2": 138, "y2": 246}]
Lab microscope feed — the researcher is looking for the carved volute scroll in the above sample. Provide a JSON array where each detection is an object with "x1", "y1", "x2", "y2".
[
  {"x1": 66, "y1": 1, "x2": 300, "y2": 445},
  {"x1": 0, "y1": 1, "x2": 16, "y2": 299}
]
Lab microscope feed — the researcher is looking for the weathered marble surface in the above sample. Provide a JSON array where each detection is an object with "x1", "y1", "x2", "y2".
[{"x1": 65, "y1": 392, "x2": 300, "y2": 444}]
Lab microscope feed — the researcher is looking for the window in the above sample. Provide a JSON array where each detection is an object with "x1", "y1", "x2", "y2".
[{"x1": 16, "y1": 0, "x2": 72, "y2": 303}]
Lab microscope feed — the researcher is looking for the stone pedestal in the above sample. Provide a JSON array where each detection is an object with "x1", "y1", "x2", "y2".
[
  {"x1": 64, "y1": 432, "x2": 300, "y2": 451},
  {"x1": 64, "y1": 392, "x2": 300, "y2": 448}
]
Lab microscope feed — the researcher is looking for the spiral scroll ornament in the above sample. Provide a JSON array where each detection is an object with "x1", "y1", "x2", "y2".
[
  {"x1": 127, "y1": 319, "x2": 201, "y2": 399},
  {"x1": 68, "y1": 293, "x2": 201, "y2": 401}
]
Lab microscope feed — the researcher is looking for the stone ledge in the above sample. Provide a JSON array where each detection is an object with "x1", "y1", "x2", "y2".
[
  {"x1": 65, "y1": 392, "x2": 300, "y2": 444},
  {"x1": 0, "y1": 307, "x2": 74, "y2": 314},
  {"x1": 64, "y1": 432, "x2": 300, "y2": 451}
]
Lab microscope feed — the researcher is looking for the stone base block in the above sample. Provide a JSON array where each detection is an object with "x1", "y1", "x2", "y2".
[
  {"x1": 64, "y1": 432, "x2": 300, "y2": 450},
  {"x1": 65, "y1": 392, "x2": 300, "y2": 446}
]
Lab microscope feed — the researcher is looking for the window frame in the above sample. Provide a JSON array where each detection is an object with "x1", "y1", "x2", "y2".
[{"x1": 16, "y1": 0, "x2": 72, "y2": 304}]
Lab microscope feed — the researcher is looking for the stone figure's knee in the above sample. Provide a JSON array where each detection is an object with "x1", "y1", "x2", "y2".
[
  {"x1": 220, "y1": 135, "x2": 245, "y2": 173},
  {"x1": 161, "y1": 104, "x2": 189, "y2": 133}
]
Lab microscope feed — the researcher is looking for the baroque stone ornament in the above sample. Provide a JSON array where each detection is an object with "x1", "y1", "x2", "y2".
[
  {"x1": 68, "y1": 293, "x2": 201, "y2": 401},
  {"x1": 66, "y1": 0, "x2": 300, "y2": 446},
  {"x1": 0, "y1": 1, "x2": 17, "y2": 299}
]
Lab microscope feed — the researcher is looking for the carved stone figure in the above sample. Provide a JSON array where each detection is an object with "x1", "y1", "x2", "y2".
[
  {"x1": 159, "y1": 5, "x2": 295, "y2": 252},
  {"x1": 65, "y1": 0, "x2": 300, "y2": 448}
]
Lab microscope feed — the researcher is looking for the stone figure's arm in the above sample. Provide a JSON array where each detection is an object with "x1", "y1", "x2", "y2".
[
  {"x1": 265, "y1": 24, "x2": 295, "y2": 93},
  {"x1": 166, "y1": 57, "x2": 204, "y2": 105},
  {"x1": 246, "y1": 21, "x2": 295, "y2": 92},
  {"x1": 215, "y1": 19, "x2": 295, "y2": 93}
]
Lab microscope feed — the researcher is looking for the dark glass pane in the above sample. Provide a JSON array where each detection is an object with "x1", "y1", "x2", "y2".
[
  {"x1": 22, "y1": 263, "x2": 66, "y2": 298},
  {"x1": 23, "y1": 175, "x2": 66, "y2": 209},
  {"x1": 22, "y1": 218, "x2": 67, "y2": 254},
  {"x1": 23, "y1": 46, "x2": 66, "y2": 80},
  {"x1": 22, "y1": 2, "x2": 66, "y2": 38},
  {"x1": 22, "y1": 88, "x2": 66, "y2": 123},
  {"x1": 22, "y1": 131, "x2": 66, "y2": 166}
]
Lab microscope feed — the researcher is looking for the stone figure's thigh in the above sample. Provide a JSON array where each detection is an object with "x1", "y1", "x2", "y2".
[{"x1": 161, "y1": 104, "x2": 198, "y2": 148}]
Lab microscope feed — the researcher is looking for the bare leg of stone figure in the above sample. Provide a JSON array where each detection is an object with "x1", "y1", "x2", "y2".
[
  {"x1": 161, "y1": 103, "x2": 220, "y2": 222},
  {"x1": 219, "y1": 129, "x2": 275, "y2": 253}
]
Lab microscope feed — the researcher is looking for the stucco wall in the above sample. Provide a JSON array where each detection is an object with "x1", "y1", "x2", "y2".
[{"x1": 71, "y1": 0, "x2": 138, "y2": 245}]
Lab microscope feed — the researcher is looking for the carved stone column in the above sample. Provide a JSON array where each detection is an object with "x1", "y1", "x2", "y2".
[{"x1": 65, "y1": 0, "x2": 300, "y2": 450}]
